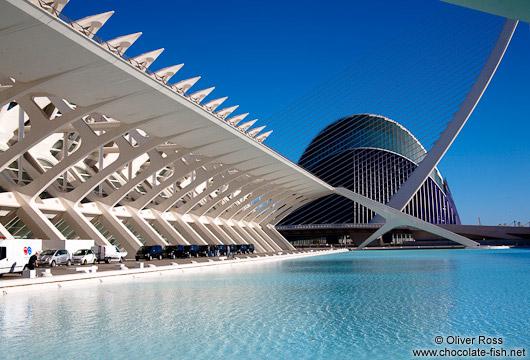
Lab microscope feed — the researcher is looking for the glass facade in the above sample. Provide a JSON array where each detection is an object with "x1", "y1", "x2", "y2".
[{"x1": 281, "y1": 114, "x2": 461, "y2": 225}]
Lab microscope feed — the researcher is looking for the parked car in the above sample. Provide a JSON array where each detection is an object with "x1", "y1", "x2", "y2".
[
  {"x1": 72, "y1": 249, "x2": 97, "y2": 265},
  {"x1": 188, "y1": 245, "x2": 199, "y2": 258},
  {"x1": 92, "y1": 245, "x2": 126, "y2": 264},
  {"x1": 38, "y1": 249, "x2": 72, "y2": 267},
  {"x1": 163, "y1": 245, "x2": 179, "y2": 259},
  {"x1": 135, "y1": 245, "x2": 163, "y2": 261},
  {"x1": 180, "y1": 245, "x2": 198, "y2": 258}
]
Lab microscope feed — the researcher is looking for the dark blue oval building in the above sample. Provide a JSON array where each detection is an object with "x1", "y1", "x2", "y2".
[{"x1": 280, "y1": 114, "x2": 461, "y2": 226}]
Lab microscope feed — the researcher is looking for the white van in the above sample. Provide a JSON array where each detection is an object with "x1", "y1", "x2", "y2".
[
  {"x1": 0, "y1": 239, "x2": 42, "y2": 276},
  {"x1": 91, "y1": 245, "x2": 127, "y2": 263}
]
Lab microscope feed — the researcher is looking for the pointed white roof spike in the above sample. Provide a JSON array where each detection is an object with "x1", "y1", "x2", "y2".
[
  {"x1": 255, "y1": 130, "x2": 273, "y2": 142},
  {"x1": 34, "y1": 0, "x2": 70, "y2": 12},
  {"x1": 174, "y1": 76, "x2": 201, "y2": 94},
  {"x1": 132, "y1": 49, "x2": 165, "y2": 71},
  {"x1": 237, "y1": 119, "x2": 258, "y2": 132},
  {"x1": 188, "y1": 87, "x2": 215, "y2": 104},
  {"x1": 107, "y1": 32, "x2": 142, "y2": 54},
  {"x1": 154, "y1": 64, "x2": 184, "y2": 83},
  {"x1": 54, "y1": 0, "x2": 70, "y2": 12},
  {"x1": 215, "y1": 105, "x2": 239, "y2": 120},
  {"x1": 247, "y1": 125, "x2": 266, "y2": 137},
  {"x1": 75, "y1": 11, "x2": 115, "y2": 39},
  {"x1": 202, "y1": 97, "x2": 228, "y2": 112},
  {"x1": 226, "y1": 113, "x2": 249, "y2": 126}
]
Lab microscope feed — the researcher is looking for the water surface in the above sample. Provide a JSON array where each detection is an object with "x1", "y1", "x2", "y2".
[{"x1": 1, "y1": 249, "x2": 529, "y2": 359}]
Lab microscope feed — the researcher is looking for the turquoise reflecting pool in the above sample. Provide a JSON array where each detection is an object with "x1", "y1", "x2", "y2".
[{"x1": 1, "y1": 249, "x2": 529, "y2": 359}]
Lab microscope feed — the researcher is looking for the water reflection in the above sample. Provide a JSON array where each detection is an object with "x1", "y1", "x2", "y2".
[{"x1": 1, "y1": 249, "x2": 529, "y2": 359}]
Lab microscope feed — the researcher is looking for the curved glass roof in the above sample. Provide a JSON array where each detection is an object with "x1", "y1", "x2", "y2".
[{"x1": 299, "y1": 114, "x2": 444, "y2": 190}]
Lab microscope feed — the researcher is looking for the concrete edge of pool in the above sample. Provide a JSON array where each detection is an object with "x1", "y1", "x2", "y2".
[{"x1": 0, "y1": 249, "x2": 348, "y2": 295}]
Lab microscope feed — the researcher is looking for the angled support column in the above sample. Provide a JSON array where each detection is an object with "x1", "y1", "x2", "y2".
[
  {"x1": 64, "y1": 131, "x2": 170, "y2": 204},
  {"x1": 60, "y1": 199, "x2": 111, "y2": 246},
  {"x1": 240, "y1": 183, "x2": 314, "y2": 225},
  {"x1": 175, "y1": 170, "x2": 245, "y2": 214},
  {"x1": 0, "y1": 96, "x2": 114, "y2": 173},
  {"x1": 125, "y1": 206, "x2": 169, "y2": 247},
  {"x1": 170, "y1": 212, "x2": 208, "y2": 245},
  {"x1": 217, "y1": 218, "x2": 258, "y2": 248},
  {"x1": 252, "y1": 224, "x2": 289, "y2": 251},
  {"x1": 249, "y1": 191, "x2": 298, "y2": 223},
  {"x1": 127, "y1": 154, "x2": 217, "y2": 210},
  {"x1": 0, "y1": 222, "x2": 13, "y2": 238},
  {"x1": 105, "y1": 144, "x2": 238, "y2": 209},
  {"x1": 150, "y1": 209, "x2": 190, "y2": 246},
  {"x1": 262, "y1": 225, "x2": 296, "y2": 251},
  {"x1": 18, "y1": 120, "x2": 165, "y2": 200},
  {"x1": 187, "y1": 214, "x2": 223, "y2": 245},
  {"x1": 192, "y1": 176, "x2": 256, "y2": 217},
  {"x1": 232, "y1": 189, "x2": 290, "y2": 222},
  {"x1": 1, "y1": 144, "x2": 112, "y2": 247},
  {"x1": 244, "y1": 222, "x2": 282, "y2": 251},
  {"x1": 153, "y1": 164, "x2": 228, "y2": 213},
  {"x1": 231, "y1": 221, "x2": 275, "y2": 252},
  {"x1": 205, "y1": 219, "x2": 237, "y2": 245},
  {"x1": 11, "y1": 192, "x2": 65, "y2": 248},
  {"x1": 95, "y1": 203, "x2": 143, "y2": 257},
  {"x1": 244, "y1": 190, "x2": 301, "y2": 223}
]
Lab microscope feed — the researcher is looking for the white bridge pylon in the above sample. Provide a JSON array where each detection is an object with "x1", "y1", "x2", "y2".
[{"x1": 365, "y1": 18, "x2": 518, "y2": 247}]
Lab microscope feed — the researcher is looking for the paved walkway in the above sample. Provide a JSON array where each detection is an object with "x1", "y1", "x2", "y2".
[{"x1": 0, "y1": 249, "x2": 346, "y2": 294}]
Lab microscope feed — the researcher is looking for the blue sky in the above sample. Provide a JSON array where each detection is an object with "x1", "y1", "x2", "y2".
[{"x1": 62, "y1": 0, "x2": 529, "y2": 226}]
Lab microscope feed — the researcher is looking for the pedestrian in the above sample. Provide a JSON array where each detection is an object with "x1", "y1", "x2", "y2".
[{"x1": 27, "y1": 250, "x2": 39, "y2": 276}]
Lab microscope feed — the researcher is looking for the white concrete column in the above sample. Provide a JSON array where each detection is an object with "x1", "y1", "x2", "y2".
[
  {"x1": 244, "y1": 222, "x2": 282, "y2": 251},
  {"x1": 125, "y1": 206, "x2": 169, "y2": 247},
  {"x1": 60, "y1": 199, "x2": 111, "y2": 246},
  {"x1": 236, "y1": 221, "x2": 276, "y2": 252},
  {"x1": 263, "y1": 225, "x2": 296, "y2": 250},
  {"x1": 95, "y1": 203, "x2": 143, "y2": 256},
  {"x1": 187, "y1": 214, "x2": 223, "y2": 245},
  {"x1": 150, "y1": 209, "x2": 190, "y2": 245},
  {"x1": 12, "y1": 192, "x2": 65, "y2": 248},
  {"x1": 170, "y1": 212, "x2": 208, "y2": 245}
]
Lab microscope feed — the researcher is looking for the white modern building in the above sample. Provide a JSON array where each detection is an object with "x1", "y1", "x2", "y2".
[{"x1": 2, "y1": 0, "x2": 512, "y2": 254}]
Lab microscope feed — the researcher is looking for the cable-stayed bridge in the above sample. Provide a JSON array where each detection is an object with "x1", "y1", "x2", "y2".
[{"x1": 0, "y1": 0, "x2": 520, "y2": 253}]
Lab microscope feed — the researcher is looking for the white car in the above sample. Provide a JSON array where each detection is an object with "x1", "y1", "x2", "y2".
[
  {"x1": 72, "y1": 249, "x2": 97, "y2": 265},
  {"x1": 38, "y1": 249, "x2": 72, "y2": 267}
]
